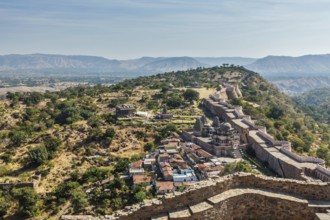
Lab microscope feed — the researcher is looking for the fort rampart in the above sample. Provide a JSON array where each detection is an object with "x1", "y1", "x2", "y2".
[{"x1": 107, "y1": 173, "x2": 330, "y2": 220}]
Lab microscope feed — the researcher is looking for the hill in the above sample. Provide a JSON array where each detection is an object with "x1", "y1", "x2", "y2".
[
  {"x1": 246, "y1": 54, "x2": 330, "y2": 77},
  {"x1": 0, "y1": 54, "x2": 121, "y2": 73},
  {"x1": 195, "y1": 57, "x2": 257, "y2": 66},
  {"x1": 273, "y1": 76, "x2": 330, "y2": 94},
  {"x1": 140, "y1": 56, "x2": 206, "y2": 73},
  {"x1": 294, "y1": 87, "x2": 330, "y2": 123},
  {"x1": 0, "y1": 66, "x2": 329, "y2": 218}
]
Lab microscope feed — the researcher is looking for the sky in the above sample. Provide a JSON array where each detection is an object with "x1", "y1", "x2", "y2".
[{"x1": 1, "y1": 0, "x2": 330, "y2": 59}]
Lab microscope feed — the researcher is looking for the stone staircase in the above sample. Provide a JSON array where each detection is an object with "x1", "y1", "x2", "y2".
[{"x1": 230, "y1": 149, "x2": 242, "y2": 158}]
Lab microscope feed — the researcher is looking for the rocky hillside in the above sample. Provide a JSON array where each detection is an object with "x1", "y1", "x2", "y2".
[
  {"x1": 0, "y1": 66, "x2": 329, "y2": 219},
  {"x1": 119, "y1": 66, "x2": 330, "y2": 154},
  {"x1": 272, "y1": 76, "x2": 330, "y2": 94},
  {"x1": 294, "y1": 87, "x2": 330, "y2": 123}
]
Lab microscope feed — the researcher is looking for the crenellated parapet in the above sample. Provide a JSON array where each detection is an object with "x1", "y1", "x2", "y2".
[
  {"x1": 99, "y1": 173, "x2": 330, "y2": 220},
  {"x1": 280, "y1": 148, "x2": 325, "y2": 165}
]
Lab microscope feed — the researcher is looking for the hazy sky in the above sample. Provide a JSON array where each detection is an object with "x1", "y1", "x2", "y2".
[{"x1": 1, "y1": 0, "x2": 330, "y2": 59}]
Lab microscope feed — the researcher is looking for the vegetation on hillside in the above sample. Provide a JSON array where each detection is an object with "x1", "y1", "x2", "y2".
[
  {"x1": 293, "y1": 87, "x2": 330, "y2": 123},
  {"x1": 0, "y1": 66, "x2": 329, "y2": 218}
]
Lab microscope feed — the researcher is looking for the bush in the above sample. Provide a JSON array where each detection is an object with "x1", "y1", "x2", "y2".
[
  {"x1": 43, "y1": 136, "x2": 62, "y2": 158},
  {"x1": 114, "y1": 159, "x2": 129, "y2": 173},
  {"x1": 55, "y1": 181, "x2": 81, "y2": 199},
  {"x1": 166, "y1": 96, "x2": 183, "y2": 108},
  {"x1": 266, "y1": 106, "x2": 284, "y2": 120},
  {"x1": 27, "y1": 145, "x2": 49, "y2": 166},
  {"x1": 183, "y1": 89, "x2": 199, "y2": 102},
  {"x1": 222, "y1": 160, "x2": 252, "y2": 175},
  {"x1": 13, "y1": 187, "x2": 39, "y2": 217},
  {"x1": 0, "y1": 195, "x2": 9, "y2": 217},
  {"x1": 144, "y1": 142, "x2": 154, "y2": 152},
  {"x1": 0, "y1": 153, "x2": 12, "y2": 164},
  {"x1": 0, "y1": 166, "x2": 11, "y2": 177},
  {"x1": 147, "y1": 100, "x2": 159, "y2": 110},
  {"x1": 82, "y1": 167, "x2": 111, "y2": 183},
  {"x1": 71, "y1": 189, "x2": 88, "y2": 213},
  {"x1": 9, "y1": 131, "x2": 27, "y2": 147},
  {"x1": 134, "y1": 191, "x2": 146, "y2": 203},
  {"x1": 104, "y1": 127, "x2": 116, "y2": 139}
]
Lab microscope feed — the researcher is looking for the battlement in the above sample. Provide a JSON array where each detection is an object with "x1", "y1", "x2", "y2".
[
  {"x1": 316, "y1": 165, "x2": 330, "y2": 176},
  {"x1": 280, "y1": 148, "x2": 325, "y2": 165},
  {"x1": 102, "y1": 173, "x2": 330, "y2": 220}
]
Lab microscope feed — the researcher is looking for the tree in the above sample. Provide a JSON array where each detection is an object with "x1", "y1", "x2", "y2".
[
  {"x1": 114, "y1": 159, "x2": 129, "y2": 173},
  {"x1": 43, "y1": 136, "x2": 62, "y2": 157},
  {"x1": 103, "y1": 113, "x2": 117, "y2": 124},
  {"x1": 316, "y1": 146, "x2": 329, "y2": 160},
  {"x1": 147, "y1": 100, "x2": 158, "y2": 110},
  {"x1": 183, "y1": 89, "x2": 200, "y2": 102},
  {"x1": 144, "y1": 142, "x2": 154, "y2": 152},
  {"x1": 289, "y1": 136, "x2": 305, "y2": 153},
  {"x1": 134, "y1": 191, "x2": 146, "y2": 203},
  {"x1": 0, "y1": 153, "x2": 12, "y2": 164},
  {"x1": 82, "y1": 167, "x2": 111, "y2": 183},
  {"x1": 166, "y1": 96, "x2": 183, "y2": 108},
  {"x1": 159, "y1": 123, "x2": 177, "y2": 137},
  {"x1": 0, "y1": 190, "x2": 9, "y2": 217},
  {"x1": 112, "y1": 197, "x2": 122, "y2": 209},
  {"x1": 71, "y1": 189, "x2": 88, "y2": 213},
  {"x1": 28, "y1": 145, "x2": 49, "y2": 166},
  {"x1": 9, "y1": 131, "x2": 27, "y2": 147},
  {"x1": 13, "y1": 187, "x2": 39, "y2": 217},
  {"x1": 55, "y1": 181, "x2": 81, "y2": 199},
  {"x1": 266, "y1": 106, "x2": 284, "y2": 120},
  {"x1": 104, "y1": 127, "x2": 116, "y2": 139},
  {"x1": 222, "y1": 160, "x2": 252, "y2": 175}
]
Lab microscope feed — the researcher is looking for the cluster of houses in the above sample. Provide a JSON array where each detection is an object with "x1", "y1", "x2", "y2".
[{"x1": 128, "y1": 132, "x2": 234, "y2": 194}]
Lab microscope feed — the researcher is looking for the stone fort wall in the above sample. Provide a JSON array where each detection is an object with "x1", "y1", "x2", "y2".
[{"x1": 110, "y1": 173, "x2": 330, "y2": 220}]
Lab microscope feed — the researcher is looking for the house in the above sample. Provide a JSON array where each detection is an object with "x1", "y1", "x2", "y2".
[
  {"x1": 159, "y1": 142, "x2": 180, "y2": 154},
  {"x1": 156, "y1": 181, "x2": 175, "y2": 194},
  {"x1": 161, "y1": 137, "x2": 181, "y2": 145},
  {"x1": 158, "y1": 153, "x2": 170, "y2": 163},
  {"x1": 169, "y1": 154, "x2": 187, "y2": 168},
  {"x1": 132, "y1": 175, "x2": 154, "y2": 188},
  {"x1": 116, "y1": 104, "x2": 136, "y2": 117},
  {"x1": 129, "y1": 160, "x2": 144, "y2": 177},
  {"x1": 160, "y1": 162, "x2": 173, "y2": 181},
  {"x1": 181, "y1": 143, "x2": 213, "y2": 164},
  {"x1": 197, "y1": 164, "x2": 224, "y2": 179},
  {"x1": 143, "y1": 158, "x2": 157, "y2": 171},
  {"x1": 164, "y1": 142, "x2": 179, "y2": 150},
  {"x1": 172, "y1": 168, "x2": 198, "y2": 182}
]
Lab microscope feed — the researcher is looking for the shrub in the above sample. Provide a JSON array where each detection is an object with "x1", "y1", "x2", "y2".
[
  {"x1": 13, "y1": 187, "x2": 39, "y2": 217},
  {"x1": 27, "y1": 145, "x2": 49, "y2": 166}
]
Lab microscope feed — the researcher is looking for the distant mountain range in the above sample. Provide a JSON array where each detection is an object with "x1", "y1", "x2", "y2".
[
  {"x1": 0, "y1": 54, "x2": 256, "y2": 77},
  {"x1": 1, "y1": 53, "x2": 330, "y2": 94}
]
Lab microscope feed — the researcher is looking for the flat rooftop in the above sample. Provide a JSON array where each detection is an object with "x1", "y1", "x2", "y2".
[{"x1": 232, "y1": 119, "x2": 252, "y2": 129}]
